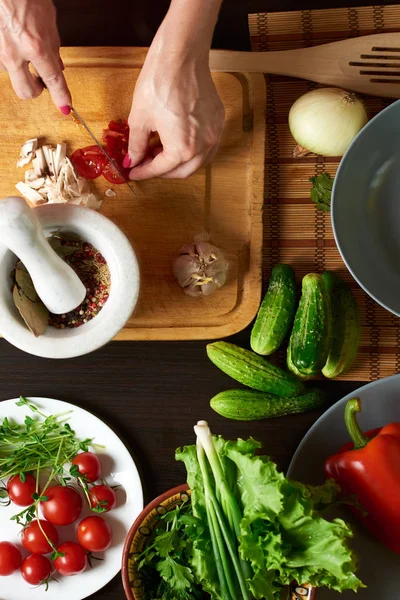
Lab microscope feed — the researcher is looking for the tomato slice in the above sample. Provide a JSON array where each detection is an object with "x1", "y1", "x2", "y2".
[
  {"x1": 108, "y1": 119, "x2": 129, "y2": 134},
  {"x1": 102, "y1": 161, "x2": 131, "y2": 184},
  {"x1": 70, "y1": 146, "x2": 107, "y2": 180}
]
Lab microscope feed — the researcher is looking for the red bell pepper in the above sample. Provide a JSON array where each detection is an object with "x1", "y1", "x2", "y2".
[{"x1": 324, "y1": 397, "x2": 400, "y2": 554}]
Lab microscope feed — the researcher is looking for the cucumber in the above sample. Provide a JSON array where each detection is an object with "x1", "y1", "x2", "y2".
[
  {"x1": 210, "y1": 388, "x2": 325, "y2": 420},
  {"x1": 287, "y1": 273, "x2": 332, "y2": 378},
  {"x1": 250, "y1": 264, "x2": 297, "y2": 356},
  {"x1": 206, "y1": 341, "x2": 305, "y2": 397},
  {"x1": 322, "y1": 271, "x2": 360, "y2": 379}
]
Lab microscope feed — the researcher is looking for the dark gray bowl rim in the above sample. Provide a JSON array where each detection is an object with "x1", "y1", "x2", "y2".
[{"x1": 331, "y1": 98, "x2": 400, "y2": 317}]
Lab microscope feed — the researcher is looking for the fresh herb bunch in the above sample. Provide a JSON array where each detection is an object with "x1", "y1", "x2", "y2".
[
  {"x1": 0, "y1": 397, "x2": 92, "y2": 481},
  {"x1": 137, "y1": 500, "x2": 204, "y2": 600},
  {"x1": 309, "y1": 173, "x2": 334, "y2": 212},
  {"x1": 0, "y1": 397, "x2": 94, "y2": 531}
]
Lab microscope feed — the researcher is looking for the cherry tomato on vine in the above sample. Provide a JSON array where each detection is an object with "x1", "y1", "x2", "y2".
[
  {"x1": 40, "y1": 486, "x2": 82, "y2": 526},
  {"x1": 7, "y1": 474, "x2": 37, "y2": 507},
  {"x1": 0, "y1": 541, "x2": 22, "y2": 576},
  {"x1": 70, "y1": 146, "x2": 107, "y2": 179},
  {"x1": 21, "y1": 554, "x2": 52, "y2": 586},
  {"x1": 72, "y1": 452, "x2": 102, "y2": 483},
  {"x1": 54, "y1": 542, "x2": 88, "y2": 576},
  {"x1": 22, "y1": 519, "x2": 59, "y2": 555},
  {"x1": 89, "y1": 484, "x2": 117, "y2": 512},
  {"x1": 77, "y1": 516, "x2": 112, "y2": 552}
]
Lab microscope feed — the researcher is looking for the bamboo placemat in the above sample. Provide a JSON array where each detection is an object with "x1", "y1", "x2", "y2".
[{"x1": 248, "y1": 5, "x2": 400, "y2": 381}]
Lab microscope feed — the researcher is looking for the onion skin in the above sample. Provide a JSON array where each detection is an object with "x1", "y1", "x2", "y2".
[{"x1": 289, "y1": 87, "x2": 368, "y2": 158}]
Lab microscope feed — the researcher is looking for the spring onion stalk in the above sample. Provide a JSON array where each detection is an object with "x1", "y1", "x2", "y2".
[
  {"x1": 196, "y1": 440, "x2": 236, "y2": 600},
  {"x1": 194, "y1": 421, "x2": 253, "y2": 600}
]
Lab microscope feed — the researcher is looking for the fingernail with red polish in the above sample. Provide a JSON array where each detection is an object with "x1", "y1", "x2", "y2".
[
  {"x1": 122, "y1": 155, "x2": 133, "y2": 169},
  {"x1": 60, "y1": 105, "x2": 71, "y2": 116}
]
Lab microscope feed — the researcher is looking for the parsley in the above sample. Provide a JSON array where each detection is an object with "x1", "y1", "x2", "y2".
[
  {"x1": 309, "y1": 172, "x2": 334, "y2": 212},
  {"x1": 137, "y1": 501, "x2": 204, "y2": 600}
]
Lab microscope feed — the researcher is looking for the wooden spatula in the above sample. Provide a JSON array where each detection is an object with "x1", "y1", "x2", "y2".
[{"x1": 209, "y1": 32, "x2": 400, "y2": 97}]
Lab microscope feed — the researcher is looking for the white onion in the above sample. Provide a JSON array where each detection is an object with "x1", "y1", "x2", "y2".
[{"x1": 289, "y1": 87, "x2": 368, "y2": 158}]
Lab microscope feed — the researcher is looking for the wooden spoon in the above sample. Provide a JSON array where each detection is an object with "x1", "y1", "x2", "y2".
[{"x1": 209, "y1": 32, "x2": 400, "y2": 97}]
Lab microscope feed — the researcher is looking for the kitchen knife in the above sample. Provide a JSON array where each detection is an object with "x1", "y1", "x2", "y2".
[{"x1": 71, "y1": 108, "x2": 136, "y2": 196}]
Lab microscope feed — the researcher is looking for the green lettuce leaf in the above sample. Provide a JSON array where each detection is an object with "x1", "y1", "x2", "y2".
[{"x1": 221, "y1": 441, "x2": 364, "y2": 597}]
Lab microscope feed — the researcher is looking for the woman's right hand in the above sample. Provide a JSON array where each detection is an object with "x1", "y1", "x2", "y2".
[{"x1": 0, "y1": 0, "x2": 71, "y2": 113}]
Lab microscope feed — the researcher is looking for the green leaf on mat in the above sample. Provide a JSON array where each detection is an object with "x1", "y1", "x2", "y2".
[{"x1": 309, "y1": 173, "x2": 334, "y2": 212}]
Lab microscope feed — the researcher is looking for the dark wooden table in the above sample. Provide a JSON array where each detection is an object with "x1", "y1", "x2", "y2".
[{"x1": 1, "y1": 0, "x2": 398, "y2": 598}]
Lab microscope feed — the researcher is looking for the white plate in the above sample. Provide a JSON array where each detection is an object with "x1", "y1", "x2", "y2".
[
  {"x1": 0, "y1": 397, "x2": 143, "y2": 600},
  {"x1": 288, "y1": 375, "x2": 400, "y2": 599}
]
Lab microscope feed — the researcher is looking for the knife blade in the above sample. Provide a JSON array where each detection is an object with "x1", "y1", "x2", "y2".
[{"x1": 71, "y1": 107, "x2": 136, "y2": 196}]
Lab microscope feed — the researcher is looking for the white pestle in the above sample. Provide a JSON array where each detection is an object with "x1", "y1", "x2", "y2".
[{"x1": 0, "y1": 196, "x2": 86, "y2": 314}]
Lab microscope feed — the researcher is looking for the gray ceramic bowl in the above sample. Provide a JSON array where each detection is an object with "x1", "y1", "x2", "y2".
[{"x1": 332, "y1": 99, "x2": 400, "y2": 316}]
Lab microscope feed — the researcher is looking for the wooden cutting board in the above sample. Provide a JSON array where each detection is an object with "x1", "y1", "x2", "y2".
[{"x1": 0, "y1": 48, "x2": 265, "y2": 341}]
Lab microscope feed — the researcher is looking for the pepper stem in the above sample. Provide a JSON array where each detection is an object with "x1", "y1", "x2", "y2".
[{"x1": 345, "y1": 398, "x2": 369, "y2": 449}]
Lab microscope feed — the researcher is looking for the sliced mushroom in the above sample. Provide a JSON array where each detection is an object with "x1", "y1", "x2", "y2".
[
  {"x1": 17, "y1": 139, "x2": 38, "y2": 168},
  {"x1": 53, "y1": 143, "x2": 67, "y2": 178},
  {"x1": 15, "y1": 181, "x2": 45, "y2": 205},
  {"x1": 16, "y1": 140, "x2": 102, "y2": 208},
  {"x1": 33, "y1": 148, "x2": 47, "y2": 176}
]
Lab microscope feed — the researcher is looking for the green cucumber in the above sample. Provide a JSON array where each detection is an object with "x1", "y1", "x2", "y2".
[
  {"x1": 250, "y1": 264, "x2": 297, "y2": 356},
  {"x1": 322, "y1": 271, "x2": 360, "y2": 379},
  {"x1": 206, "y1": 341, "x2": 304, "y2": 397},
  {"x1": 287, "y1": 273, "x2": 332, "y2": 378},
  {"x1": 210, "y1": 388, "x2": 325, "y2": 420}
]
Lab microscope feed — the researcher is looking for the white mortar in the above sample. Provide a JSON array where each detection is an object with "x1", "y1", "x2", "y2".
[{"x1": 0, "y1": 204, "x2": 140, "y2": 359}]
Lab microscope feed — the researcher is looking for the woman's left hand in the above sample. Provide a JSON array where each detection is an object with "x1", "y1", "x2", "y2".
[{"x1": 125, "y1": 36, "x2": 225, "y2": 180}]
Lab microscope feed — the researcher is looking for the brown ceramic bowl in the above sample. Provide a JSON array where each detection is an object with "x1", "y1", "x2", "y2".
[{"x1": 122, "y1": 484, "x2": 316, "y2": 600}]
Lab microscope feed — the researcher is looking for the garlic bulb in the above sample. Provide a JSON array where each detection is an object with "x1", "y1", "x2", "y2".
[{"x1": 173, "y1": 233, "x2": 229, "y2": 297}]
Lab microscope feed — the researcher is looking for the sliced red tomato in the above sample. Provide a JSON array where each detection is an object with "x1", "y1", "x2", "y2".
[
  {"x1": 103, "y1": 119, "x2": 129, "y2": 167},
  {"x1": 21, "y1": 554, "x2": 52, "y2": 586},
  {"x1": 102, "y1": 162, "x2": 131, "y2": 185},
  {"x1": 108, "y1": 119, "x2": 129, "y2": 134},
  {"x1": 70, "y1": 146, "x2": 107, "y2": 180}
]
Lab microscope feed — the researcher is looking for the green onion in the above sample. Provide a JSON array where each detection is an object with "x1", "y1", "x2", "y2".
[{"x1": 194, "y1": 420, "x2": 253, "y2": 600}]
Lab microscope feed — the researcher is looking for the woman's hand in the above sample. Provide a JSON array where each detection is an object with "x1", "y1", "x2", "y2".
[
  {"x1": 125, "y1": 0, "x2": 225, "y2": 180},
  {"x1": 0, "y1": 0, "x2": 71, "y2": 112}
]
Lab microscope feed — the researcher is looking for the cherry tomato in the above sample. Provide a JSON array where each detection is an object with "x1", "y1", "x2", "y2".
[
  {"x1": 54, "y1": 542, "x2": 88, "y2": 576},
  {"x1": 89, "y1": 484, "x2": 117, "y2": 512},
  {"x1": 77, "y1": 516, "x2": 112, "y2": 552},
  {"x1": 22, "y1": 519, "x2": 59, "y2": 555},
  {"x1": 0, "y1": 541, "x2": 22, "y2": 576},
  {"x1": 70, "y1": 146, "x2": 107, "y2": 179},
  {"x1": 21, "y1": 554, "x2": 52, "y2": 585},
  {"x1": 7, "y1": 474, "x2": 37, "y2": 507},
  {"x1": 72, "y1": 452, "x2": 102, "y2": 483},
  {"x1": 40, "y1": 486, "x2": 82, "y2": 526},
  {"x1": 102, "y1": 161, "x2": 131, "y2": 184}
]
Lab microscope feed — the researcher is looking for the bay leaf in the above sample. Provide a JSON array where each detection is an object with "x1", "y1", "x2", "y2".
[
  {"x1": 15, "y1": 266, "x2": 38, "y2": 302},
  {"x1": 13, "y1": 286, "x2": 49, "y2": 337},
  {"x1": 47, "y1": 236, "x2": 77, "y2": 258}
]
